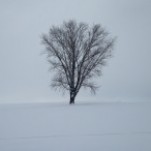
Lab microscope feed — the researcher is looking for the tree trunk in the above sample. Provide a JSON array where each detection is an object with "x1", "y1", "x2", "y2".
[
  {"x1": 69, "y1": 96, "x2": 75, "y2": 104},
  {"x1": 69, "y1": 91, "x2": 76, "y2": 104}
]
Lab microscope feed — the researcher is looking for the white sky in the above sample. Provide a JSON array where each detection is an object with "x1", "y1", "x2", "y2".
[{"x1": 0, "y1": 0, "x2": 151, "y2": 103}]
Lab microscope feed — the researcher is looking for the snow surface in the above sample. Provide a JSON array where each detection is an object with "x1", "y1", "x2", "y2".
[{"x1": 0, "y1": 102, "x2": 151, "y2": 151}]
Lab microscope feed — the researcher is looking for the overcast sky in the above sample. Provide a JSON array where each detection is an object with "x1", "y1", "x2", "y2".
[{"x1": 0, "y1": 0, "x2": 151, "y2": 103}]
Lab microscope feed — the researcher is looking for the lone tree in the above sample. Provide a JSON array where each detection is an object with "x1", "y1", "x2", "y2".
[{"x1": 42, "y1": 20, "x2": 115, "y2": 104}]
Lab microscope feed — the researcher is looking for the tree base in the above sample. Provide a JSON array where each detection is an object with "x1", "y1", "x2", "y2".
[
  {"x1": 69, "y1": 101, "x2": 75, "y2": 104},
  {"x1": 69, "y1": 97, "x2": 75, "y2": 104}
]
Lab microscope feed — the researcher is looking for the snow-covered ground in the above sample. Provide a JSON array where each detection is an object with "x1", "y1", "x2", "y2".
[{"x1": 0, "y1": 101, "x2": 151, "y2": 151}]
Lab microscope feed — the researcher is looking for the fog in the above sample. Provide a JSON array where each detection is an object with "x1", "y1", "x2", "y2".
[{"x1": 0, "y1": 0, "x2": 151, "y2": 103}]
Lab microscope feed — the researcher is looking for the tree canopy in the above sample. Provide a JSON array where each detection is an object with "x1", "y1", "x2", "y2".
[{"x1": 42, "y1": 20, "x2": 115, "y2": 104}]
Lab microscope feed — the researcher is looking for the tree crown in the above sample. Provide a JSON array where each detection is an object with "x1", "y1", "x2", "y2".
[{"x1": 42, "y1": 20, "x2": 115, "y2": 95}]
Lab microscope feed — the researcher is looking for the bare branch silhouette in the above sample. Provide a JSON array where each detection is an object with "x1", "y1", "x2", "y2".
[{"x1": 42, "y1": 20, "x2": 115, "y2": 104}]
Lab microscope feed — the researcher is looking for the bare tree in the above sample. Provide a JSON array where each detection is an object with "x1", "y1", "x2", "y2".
[{"x1": 42, "y1": 20, "x2": 115, "y2": 104}]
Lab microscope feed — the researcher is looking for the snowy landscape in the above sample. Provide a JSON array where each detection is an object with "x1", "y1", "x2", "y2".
[
  {"x1": 1, "y1": 0, "x2": 151, "y2": 150},
  {"x1": 0, "y1": 101, "x2": 151, "y2": 151}
]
